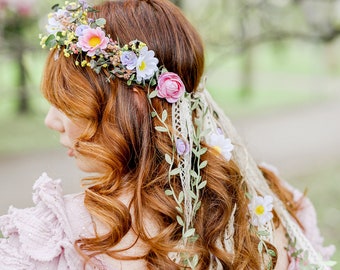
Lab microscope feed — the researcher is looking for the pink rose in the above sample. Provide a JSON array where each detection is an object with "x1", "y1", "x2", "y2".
[{"x1": 156, "y1": 72, "x2": 185, "y2": 103}]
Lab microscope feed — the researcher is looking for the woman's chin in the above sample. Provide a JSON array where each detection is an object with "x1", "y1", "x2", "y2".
[{"x1": 74, "y1": 157, "x2": 104, "y2": 174}]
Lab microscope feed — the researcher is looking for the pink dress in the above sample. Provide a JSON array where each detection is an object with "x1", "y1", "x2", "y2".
[{"x1": 0, "y1": 173, "x2": 335, "y2": 269}]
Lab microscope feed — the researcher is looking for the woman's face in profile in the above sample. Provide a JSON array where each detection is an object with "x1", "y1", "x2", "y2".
[{"x1": 44, "y1": 106, "x2": 100, "y2": 173}]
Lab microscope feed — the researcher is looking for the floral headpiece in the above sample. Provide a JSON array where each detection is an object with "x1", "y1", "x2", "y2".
[{"x1": 39, "y1": 0, "x2": 179, "y2": 92}]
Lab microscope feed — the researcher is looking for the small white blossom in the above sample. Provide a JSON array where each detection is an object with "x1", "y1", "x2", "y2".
[
  {"x1": 248, "y1": 195, "x2": 274, "y2": 227},
  {"x1": 46, "y1": 9, "x2": 71, "y2": 34},
  {"x1": 207, "y1": 133, "x2": 234, "y2": 161},
  {"x1": 136, "y1": 46, "x2": 159, "y2": 82}
]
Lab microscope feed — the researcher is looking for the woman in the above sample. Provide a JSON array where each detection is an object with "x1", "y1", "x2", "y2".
[{"x1": 0, "y1": 0, "x2": 335, "y2": 269}]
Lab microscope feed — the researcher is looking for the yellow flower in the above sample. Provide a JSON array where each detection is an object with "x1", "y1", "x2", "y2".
[
  {"x1": 63, "y1": 50, "x2": 70, "y2": 57},
  {"x1": 81, "y1": 60, "x2": 87, "y2": 67},
  {"x1": 68, "y1": 32, "x2": 75, "y2": 40}
]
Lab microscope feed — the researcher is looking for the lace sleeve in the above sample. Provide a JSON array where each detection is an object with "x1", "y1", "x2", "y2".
[{"x1": 0, "y1": 173, "x2": 84, "y2": 270}]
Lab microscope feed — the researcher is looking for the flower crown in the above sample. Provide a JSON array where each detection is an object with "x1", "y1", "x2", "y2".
[{"x1": 39, "y1": 0, "x2": 184, "y2": 100}]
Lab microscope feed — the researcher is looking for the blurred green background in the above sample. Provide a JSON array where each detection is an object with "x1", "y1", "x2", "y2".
[{"x1": 0, "y1": 0, "x2": 339, "y2": 265}]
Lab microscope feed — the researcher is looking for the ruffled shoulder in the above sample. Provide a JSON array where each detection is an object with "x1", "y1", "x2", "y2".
[
  {"x1": 260, "y1": 163, "x2": 336, "y2": 266},
  {"x1": 0, "y1": 173, "x2": 86, "y2": 270},
  {"x1": 287, "y1": 182, "x2": 336, "y2": 262}
]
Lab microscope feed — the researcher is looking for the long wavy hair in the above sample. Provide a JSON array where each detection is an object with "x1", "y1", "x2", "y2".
[{"x1": 41, "y1": 0, "x2": 300, "y2": 269}]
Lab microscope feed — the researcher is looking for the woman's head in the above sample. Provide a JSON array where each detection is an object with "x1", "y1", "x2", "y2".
[{"x1": 42, "y1": 0, "x2": 205, "y2": 174}]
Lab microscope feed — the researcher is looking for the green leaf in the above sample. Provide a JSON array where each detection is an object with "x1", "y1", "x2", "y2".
[
  {"x1": 178, "y1": 191, "x2": 184, "y2": 203},
  {"x1": 148, "y1": 90, "x2": 158, "y2": 99},
  {"x1": 45, "y1": 34, "x2": 57, "y2": 48},
  {"x1": 190, "y1": 170, "x2": 198, "y2": 179},
  {"x1": 194, "y1": 200, "x2": 201, "y2": 211},
  {"x1": 192, "y1": 255, "x2": 199, "y2": 267},
  {"x1": 199, "y1": 160, "x2": 208, "y2": 169},
  {"x1": 165, "y1": 154, "x2": 172, "y2": 164},
  {"x1": 175, "y1": 206, "x2": 183, "y2": 213},
  {"x1": 129, "y1": 73, "x2": 135, "y2": 81},
  {"x1": 176, "y1": 215, "x2": 184, "y2": 226},
  {"x1": 192, "y1": 149, "x2": 199, "y2": 157},
  {"x1": 245, "y1": 192, "x2": 252, "y2": 200},
  {"x1": 267, "y1": 260, "x2": 272, "y2": 270},
  {"x1": 198, "y1": 180, "x2": 207, "y2": 190},
  {"x1": 170, "y1": 168, "x2": 180, "y2": 176},
  {"x1": 258, "y1": 242, "x2": 263, "y2": 253},
  {"x1": 191, "y1": 135, "x2": 201, "y2": 145},
  {"x1": 257, "y1": 230, "x2": 269, "y2": 237},
  {"x1": 183, "y1": 228, "x2": 195, "y2": 238},
  {"x1": 189, "y1": 190, "x2": 197, "y2": 199},
  {"x1": 150, "y1": 78, "x2": 157, "y2": 86},
  {"x1": 151, "y1": 111, "x2": 157, "y2": 118},
  {"x1": 267, "y1": 249, "x2": 276, "y2": 257},
  {"x1": 198, "y1": 147, "x2": 207, "y2": 155},
  {"x1": 90, "y1": 60, "x2": 97, "y2": 68},
  {"x1": 165, "y1": 189, "x2": 173, "y2": 196},
  {"x1": 87, "y1": 7, "x2": 99, "y2": 13},
  {"x1": 191, "y1": 100, "x2": 199, "y2": 111},
  {"x1": 161, "y1": 110, "x2": 168, "y2": 122},
  {"x1": 51, "y1": 4, "x2": 60, "y2": 11},
  {"x1": 95, "y1": 18, "x2": 106, "y2": 26},
  {"x1": 155, "y1": 126, "x2": 168, "y2": 132},
  {"x1": 94, "y1": 66, "x2": 102, "y2": 74}
]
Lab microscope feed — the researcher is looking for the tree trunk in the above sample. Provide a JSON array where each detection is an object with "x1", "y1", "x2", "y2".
[
  {"x1": 171, "y1": 0, "x2": 183, "y2": 8},
  {"x1": 240, "y1": 48, "x2": 253, "y2": 99},
  {"x1": 16, "y1": 49, "x2": 30, "y2": 114}
]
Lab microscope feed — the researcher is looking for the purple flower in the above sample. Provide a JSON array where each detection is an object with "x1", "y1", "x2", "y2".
[
  {"x1": 176, "y1": 138, "x2": 189, "y2": 156},
  {"x1": 75, "y1": 25, "x2": 90, "y2": 37},
  {"x1": 79, "y1": 0, "x2": 89, "y2": 9},
  {"x1": 120, "y1": 51, "x2": 138, "y2": 70}
]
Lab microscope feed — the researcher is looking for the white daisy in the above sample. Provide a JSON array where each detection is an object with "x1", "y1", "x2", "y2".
[
  {"x1": 136, "y1": 46, "x2": 159, "y2": 82},
  {"x1": 248, "y1": 195, "x2": 274, "y2": 227},
  {"x1": 46, "y1": 9, "x2": 72, "y2": 34},
  {"x1": 207, "y1": 133, "x2": 234, "y2": 161}
]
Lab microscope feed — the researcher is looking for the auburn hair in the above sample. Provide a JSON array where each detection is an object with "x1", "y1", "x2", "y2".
[{"x1": 41, "y1": 0, "x2": 300, "y2": 269}]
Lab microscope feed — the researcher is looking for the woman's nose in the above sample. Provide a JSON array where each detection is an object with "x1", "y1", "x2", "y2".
[{"x1": 44, "y1": 106, "x2": 65, "y2": 133}]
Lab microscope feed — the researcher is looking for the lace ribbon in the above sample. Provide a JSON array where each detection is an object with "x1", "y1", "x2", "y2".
[
  {"x1": 200, "y1": 88, "x2": 329, "y2": 269},
  {"x1": 172, "y1": 95, "x2": 194, "y2": 231}
]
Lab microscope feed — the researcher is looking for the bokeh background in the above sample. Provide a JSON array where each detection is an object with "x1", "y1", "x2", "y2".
[{"x1": 0, "y1": 0, "x2": 339, "y2": 265}]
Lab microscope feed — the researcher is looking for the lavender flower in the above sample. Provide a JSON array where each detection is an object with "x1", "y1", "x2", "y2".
[
  {"x1": 176, "y1": 138, "x2": 189, "y2": 156},
  {"x1": 75, "y1": 25, "x2": 90, "y2": 37},
  {"x1": 120, "y1": 51, "x2": 138, "y2": 70}
]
